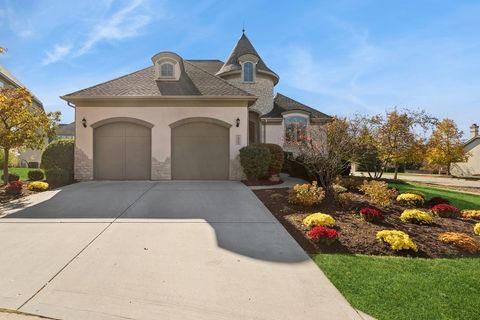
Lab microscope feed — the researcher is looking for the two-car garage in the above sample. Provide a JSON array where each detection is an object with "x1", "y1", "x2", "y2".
[{"x1": 93, "y1": 118, "x2": 230, "y2": 180}]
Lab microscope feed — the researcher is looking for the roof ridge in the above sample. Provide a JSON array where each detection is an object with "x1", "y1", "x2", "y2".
[
  {"x1": 64, "y1": 66, "x2": 152, "y2": 97},
  {"x1": 184, "y1": 60, "x2": 252, "y2": 96}
]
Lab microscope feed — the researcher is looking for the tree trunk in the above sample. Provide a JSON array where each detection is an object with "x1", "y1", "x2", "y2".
[
  {"x1": 3, "y1": 148, "x2": 9, "y2": 185},
  {"x1": 447, "y1": 163, "x2": 451, "y2": 176},
  {"x1": 393, "y1": 163, "x2": 399, "y2": 180}
]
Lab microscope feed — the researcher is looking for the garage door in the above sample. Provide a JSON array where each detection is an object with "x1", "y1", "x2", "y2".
[
  {"x1": 172, "y1": 121, "x2": 229, "y2": 180},
  {"x1": 94, "y1": 122, "x2": 151, "y2": 180}
]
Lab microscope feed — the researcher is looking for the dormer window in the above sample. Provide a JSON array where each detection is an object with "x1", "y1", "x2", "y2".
[
  {"x1": 151, "y1": 52, "x2": 183, "y2": 81},
  {"x1": 243, "y1": 62, "x2": 254, "y2": 82},
  {"x1": 160, "y1": 63, "x2": 174, "y2": 77}
]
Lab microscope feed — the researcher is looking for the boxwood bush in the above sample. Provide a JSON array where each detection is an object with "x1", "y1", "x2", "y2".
[
  {"x1": 41, "y1": 139, "x2": 74, "y2": 186},
  {"x1": 28, "y1": 169, "x2": 44, "y2": 181},
  {"x1": 239, "y1": 145, "x2": 271, "y2": 181},
  {"x1": 254, "y1": 143, "x2": 284, "y2": 177},
  {"x1": 1, "y1": 173, "x2": 20, "y2": 182},
  {"x1": 45, "y1": 169, "x2": 71, "y2": 187}
]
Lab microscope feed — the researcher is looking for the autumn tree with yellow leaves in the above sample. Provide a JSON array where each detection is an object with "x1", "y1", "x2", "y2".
[
  {"x1": 0, "y1": 87, "x2": 60, "y2": 184},
  {"x1": 426, "y1": 118, "x2": 468, "y2": 175}
]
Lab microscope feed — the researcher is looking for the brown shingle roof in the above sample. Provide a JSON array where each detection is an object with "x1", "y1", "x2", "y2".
[
  {"x1": 262, "y1": 93, "x2": 331, "y2": 119},
  {"x1": 216, "y1": 33, "x2": 279, "y2": 83},
  {"x1": 63, "y1": 60, "x2": 252, "y2": 98}
]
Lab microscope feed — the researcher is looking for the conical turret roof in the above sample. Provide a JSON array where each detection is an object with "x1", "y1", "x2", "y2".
[{"x1": 216, "y1": 33, "x2": 279, "y2": 84}]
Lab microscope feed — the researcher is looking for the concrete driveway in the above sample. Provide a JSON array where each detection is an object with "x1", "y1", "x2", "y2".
[{"x1": 0, "y1": 181, "x2": 364, "y2": 320}]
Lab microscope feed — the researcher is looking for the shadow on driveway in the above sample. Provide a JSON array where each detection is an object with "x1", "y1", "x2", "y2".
[{"x1": 2, "y1": 181, "x2": 308, "y2": 263}]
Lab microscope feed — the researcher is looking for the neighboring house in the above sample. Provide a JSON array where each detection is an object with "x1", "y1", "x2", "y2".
[
  {"x1": 62, "y1": 32, "x2": 331, "y2": 181},
  {"x1": 55, "y1": 122, "x2": 75, "y2": 140},
  {"x1": 452, "y1": 124, "x2": 480, "y2": 176},
  {"x1": 0, "y1": 64, "x2": 46, "y2": 168}
]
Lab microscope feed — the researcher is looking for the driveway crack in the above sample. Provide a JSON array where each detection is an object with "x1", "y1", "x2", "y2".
[{"x1": 17, "y1": 182, "x2": 158, "y2": 311}]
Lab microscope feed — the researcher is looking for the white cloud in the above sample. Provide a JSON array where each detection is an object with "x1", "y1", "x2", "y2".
[
  {"x1": 42, "y1": 45, "x2": 72, "y2": 65},
  {"x1": 77, "y1": 0, "x2": 151, "y2": 55}
]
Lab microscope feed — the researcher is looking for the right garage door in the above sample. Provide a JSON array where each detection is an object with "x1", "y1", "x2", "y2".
[{"x1": 171, "y1": 121, "x2": 229, "y2": 180}]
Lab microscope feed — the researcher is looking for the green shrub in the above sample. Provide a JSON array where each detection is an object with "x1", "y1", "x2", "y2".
[
  {"x1": 254, "y1": 143, "x2": 284, "y2": 176},
  {"x1": 28, "y1": 170, "x2": 44, "y2": 181},
  {"x1": 41, "y1": 139, "x2": 74, "y2": 184},
  {"x1": 239, "y1": 145, "x2": 271, "y2": 181},
  {"x1": 1, "y1": 173, "x2": 20, "y2": 182},
  {"x1": 45, "y1": 168, "x2": 71, "y2": 187}
]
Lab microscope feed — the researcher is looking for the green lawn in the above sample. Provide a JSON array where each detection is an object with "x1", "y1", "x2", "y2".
[
  {"x1": 313, "y1": 254, "x2": 480, "y2": 320},
  {"x1": 389, "y1": 181, "x2": 480, "y2": 210},
  {"x1": 7, "y1": 167, "x2": 44, "y2": 181}
]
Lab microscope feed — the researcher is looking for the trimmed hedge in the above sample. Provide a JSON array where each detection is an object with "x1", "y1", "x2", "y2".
[
  {"x1": 254, "y1": 143, "x2": 284, "y2": 176},
  {"x1": 28, "y1": 170, "x2": 44, "y2": 181},
  {"x1": 239, "y1": 145, "x2": 271, "y2": 181},
  {"x1": 41, "y1": 139, "x2": 74, "y2": 186},
  {"x1": 45, "y1": 169, "x2": 71, "y2": 187},
  {"x1": 1, "y1": 173, "x2": 20, "y2": 182}
]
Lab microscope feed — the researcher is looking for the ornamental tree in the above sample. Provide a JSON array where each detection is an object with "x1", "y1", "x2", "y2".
[
  {"x1": 0, "y1": 47, "x2": 6, "y2": 54},
  {"x1": 353, "y1": 109, "x2": 435, "y2": 179},
  {"x1": 0, "y1": 87, "x2": 60, "y2": 184},
  {"x1": 290, "y1": 117, "x2": 361, "y2": 197},
  {"x1": 426, "y1": 118, "x2": 468, "y2": 175}
]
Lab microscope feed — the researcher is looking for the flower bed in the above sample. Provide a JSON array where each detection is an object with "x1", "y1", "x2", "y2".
[
  {"x1": 359, "y1": 207, "x2": 384, "y2": 222},
  {"x1": 253, "y1": 187, "x2": 480, "y2": 258}
]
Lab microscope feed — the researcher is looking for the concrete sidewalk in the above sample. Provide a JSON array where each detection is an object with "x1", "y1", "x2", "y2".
[{"x1": 1, "y1": 181, "x2": 367, "y2": 320}]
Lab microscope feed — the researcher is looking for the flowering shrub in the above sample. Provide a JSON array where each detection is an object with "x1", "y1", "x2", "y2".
[
  {"x1": 28, "y1": 181, "x2": 49, "y2": 192},
  {"x1": 5, "y1": 180, "x2": 23, "y2": 195},
  {"x1": 359, "y1": 180, "x2": 397, "y2": 207},
  {"x1": 474, "y1": 223, "x2": 480, "y2": 236},
  {"x1": 428, "y1": 196, "x2": 450, "y2": 206},
  {"x1": 332, "y1": 184, "x2": 347, "y2": 194},
  {"x1": 303, "y1": 212, "x2": 336, "y2": 228},
  {"x1": 307, "y1": 226, "x2": 338, "y2": 245},
  {"x1": 431, "y1": 204, "x2": 460, "y2": 218},
  {"x1": 438, "y1": 232, "x2": 480, "y2": 254},
  {"x1": 396, "y1": 193, "x2": 424, "y2": 207},
  {"x1": 405, "y1": 190, "x2": 426, "y2": 200},
  {"x1": 359, "y1": 207, "x2": 384, "y2": 222},
  {"x1": 462, "y1": 210, "x2": 480, "y2": 220},
  {"x1": 376, "y1": 230, "x2": 418, "y2": 252},
  {"x1": 288, "y1": 182, "x2": 325, "y2": 207},
  {"x1": 400, "y1": 209, "x2": 433, "y2": 225}
]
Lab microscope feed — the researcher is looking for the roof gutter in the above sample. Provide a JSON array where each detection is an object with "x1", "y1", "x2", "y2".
[{"x1": 61, "y1": 95, "x2": 258, "y2": 106}]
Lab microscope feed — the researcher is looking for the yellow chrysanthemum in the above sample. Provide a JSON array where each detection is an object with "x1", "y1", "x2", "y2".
[{"x1": 303, "y1": 212, "x2": 336, "y2": 228}]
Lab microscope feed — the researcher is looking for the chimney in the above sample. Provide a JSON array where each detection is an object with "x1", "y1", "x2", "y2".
[{"x1": 470, "y1": 123, "x2": 479, "y2": 138}]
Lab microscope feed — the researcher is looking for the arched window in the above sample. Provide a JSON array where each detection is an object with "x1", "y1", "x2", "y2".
[
  {"x1": 243, "y1": 62, "x2": 254, "y2": 82},
  {"x1": 285, "y1": 116, "x2": 308, "y2": 142},
  {"x1": 161, "y1": 63, "x2": 174, "y2": 77}
]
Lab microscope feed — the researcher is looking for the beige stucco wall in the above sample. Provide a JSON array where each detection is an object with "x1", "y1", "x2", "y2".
[
  {"x1": 452, "y1": 139, "x2": 480, "y2": 176},
  {"x1": 263, "y1": 122, "x2": 284, "y2": 146},
  {"x1": 74, "y1": 99, "x2": 249, "y2": 180}
]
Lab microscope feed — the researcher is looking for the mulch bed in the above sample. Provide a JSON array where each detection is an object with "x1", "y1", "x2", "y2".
[
  {"x1": 242, "y1": 179, "x2": 283, "y2": 186},
  {"x1": 253, "y1": 188, "x2": 480, "y2": 258},
  {"x1": 0, "y1": 184, "x2": 34, "y2": 204}
]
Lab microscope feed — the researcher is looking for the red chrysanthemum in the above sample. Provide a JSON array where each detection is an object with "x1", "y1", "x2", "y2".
[
  {"x1": 359, "y1": 207, "x2": 384, "y2": 218},
  {"x1": 307, "y1": 226, "x2": 338, "y2": 241},
  {"x1": 431, "y1": 203, "x2": 459, "y2": 213}
]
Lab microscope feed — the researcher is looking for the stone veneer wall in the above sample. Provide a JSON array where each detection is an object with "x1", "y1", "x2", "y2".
[{"x1": 224, "y1": 74, "x2": 274, "y2": 116}]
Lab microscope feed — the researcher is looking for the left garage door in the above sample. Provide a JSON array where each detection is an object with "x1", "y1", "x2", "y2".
[{"x1": 94, "y1": 122, "x2": 151, "y2": 180}]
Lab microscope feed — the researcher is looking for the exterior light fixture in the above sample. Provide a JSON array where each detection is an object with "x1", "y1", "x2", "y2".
[
  {"x1": 236, "y1": 117, "x2": 240, "y2": 128},
  {"x1": 82, "y1": 117, "x2": 87, "y2": 128}
]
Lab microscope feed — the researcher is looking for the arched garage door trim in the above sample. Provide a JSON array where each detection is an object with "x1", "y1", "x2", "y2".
[
  {"x1": 93, "y1": 118, "x2": 152, "y2": 180},
  {"x1": 91, "y1": 117, "x2": 154, "y2": 129},
  {"x1": 169, "y1": 117, "x2": 232, "y2": 129},
  {"x1": 170, "y1": 117, "x2": 230, "y2": 180}
]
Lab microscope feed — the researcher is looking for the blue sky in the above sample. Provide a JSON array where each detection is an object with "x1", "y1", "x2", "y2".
[{"x1": 1, "y1": 0, "x2": 480, "y2": 134}]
